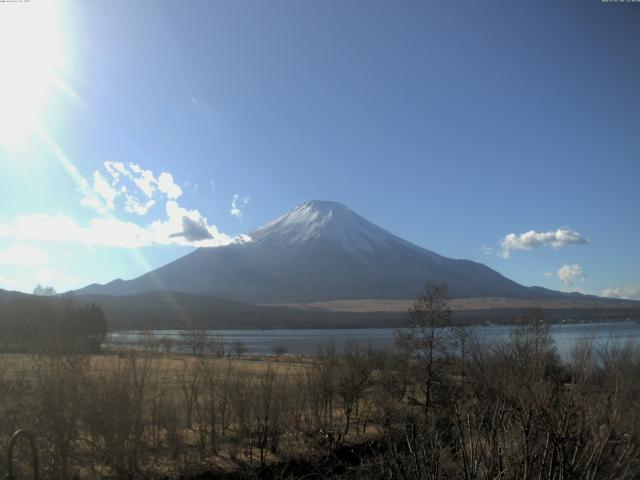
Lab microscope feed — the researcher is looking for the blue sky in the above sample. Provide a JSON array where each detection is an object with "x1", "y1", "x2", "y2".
[{"x1": 0, "y1": 0, "x2": 638, "y2": 299}]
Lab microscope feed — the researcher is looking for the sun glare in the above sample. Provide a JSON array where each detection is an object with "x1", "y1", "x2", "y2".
[{"x1": 0, "y1": 1, "x2": 66, "y2": 149}]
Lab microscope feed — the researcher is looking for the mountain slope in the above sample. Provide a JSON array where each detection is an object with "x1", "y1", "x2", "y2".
[
  {"x1": 74, "y1": 201, "x2": 580, "y2": 303},
  {"x1": 74, "y1": 291, "x2": 640, "y2": 331},
  {"x1": 0, "y1": 289, "x2": 30, "y2": 303},
  {"x1": 73, "y1": 291, "x2": 403, "y2": 330}
]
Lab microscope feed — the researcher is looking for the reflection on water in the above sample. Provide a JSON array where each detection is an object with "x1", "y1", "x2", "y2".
[{"x1": 109, "y1": 320, "x2": 640, "y2": 358}]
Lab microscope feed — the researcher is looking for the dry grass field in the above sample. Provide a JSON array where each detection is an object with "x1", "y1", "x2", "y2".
[
  {"x1": 1, "y1": 319, "x2": 640, "y2": 479},
  {"x1": 271, "y1": 296, "x2": 637, "y2": 312},
  {"x1": 0, "y1": 345, "x2": 386, "y2": 479}
]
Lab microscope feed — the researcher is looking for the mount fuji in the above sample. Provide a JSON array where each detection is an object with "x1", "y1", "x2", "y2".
[{"x1": 74, "y1": 200, "x2": 574, "y2": 304}]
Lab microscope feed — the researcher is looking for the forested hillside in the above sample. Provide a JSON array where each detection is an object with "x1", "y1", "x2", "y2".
[{"x1": 0, "y1": 296, "x2": 108, "y2": 353}]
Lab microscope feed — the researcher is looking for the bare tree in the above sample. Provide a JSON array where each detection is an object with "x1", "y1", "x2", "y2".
[
  {"x1": 451, "y1": 324, "x2": 471, "y2": 384},
  {"x1": 208, "y1": 332, "x2": 226, "y2": 357},
  {"x1": 32, "y1": 284, "x2": 57, "y2": 296},
  {"x1": 336, "y1": 340, "x2": 373, "y2": 434},
  {"x1": 396, "y1": 282, "x2": 451, "y2": 414},
  {"x1": 160, "y1": 336, "x2": 173, "y2": 356},
  {"x1": 232, "y1": 339, "x2": 249, "y2": 358},
  {"x1": 181, "y1": 328, "x2": 207, "y2": 356},
  {"x1": 272, "y1": 344, "x2": 288, "y2": 359}
]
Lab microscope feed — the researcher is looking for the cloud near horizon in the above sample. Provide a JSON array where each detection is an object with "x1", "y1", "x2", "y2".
[
  {"x1": 0, "y1": 162, "x2": 250, "y2": 249},
  {"x1": 500, "y1": 227, "x2": 589, "y2": 258},
  {"x1": 0, "y1": 267, "x2": 81, "y2": 294},
  {"x1": 0, "y1": 204, "x2": 249, "y2": 249},
  {"x1": 0, "y1": 244, "x2": 49, "y2": 267},
  {"x1": 602, "y1": 285, "x2": 640, "y2": 301}
]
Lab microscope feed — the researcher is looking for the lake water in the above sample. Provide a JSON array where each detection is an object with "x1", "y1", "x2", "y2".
[{"x1": 109, "y1": 320, "x2": 640, "y2": 358}]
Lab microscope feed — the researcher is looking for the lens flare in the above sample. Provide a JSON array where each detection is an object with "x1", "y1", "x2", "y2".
[{"x1": 0, "y1": 1, "x2": 66, "y2": 149}]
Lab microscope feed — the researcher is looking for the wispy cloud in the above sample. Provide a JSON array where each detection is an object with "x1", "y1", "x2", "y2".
[
  {"x1": 480, "y1": 245, "x2": 495, "y2": 256},
  {"x1": 499, "y1": 227, "x2": 589, "y2": 258},
  {"x1": 230, "y1": 194, "x2": 250, "y2": 220},
  {"x1": 190, "y1": 96, "x2": 212, "y2": 118}
]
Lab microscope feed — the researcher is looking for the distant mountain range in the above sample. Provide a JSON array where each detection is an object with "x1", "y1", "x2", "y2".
[{"x1": 74, "y1": 201, "x2": 589, "y2": 303}]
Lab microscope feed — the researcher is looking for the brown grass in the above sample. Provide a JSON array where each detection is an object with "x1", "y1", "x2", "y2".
[{"x1": 268, "y1": 296, "x2": 637, "y2": 312}]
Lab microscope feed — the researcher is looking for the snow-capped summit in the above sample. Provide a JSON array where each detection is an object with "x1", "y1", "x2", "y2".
[{"x1": 250, "y1": 200, "x2": 425, "y2": 255}]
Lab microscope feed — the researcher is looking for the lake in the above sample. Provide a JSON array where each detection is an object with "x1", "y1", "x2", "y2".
[{"x1": 109, "y1": 320, "x2": 640, "y2": 358}]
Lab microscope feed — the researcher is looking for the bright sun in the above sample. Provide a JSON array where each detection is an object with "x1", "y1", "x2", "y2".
[{"x1": 0, "y1": 1, "x2": 65, "y2": 149}]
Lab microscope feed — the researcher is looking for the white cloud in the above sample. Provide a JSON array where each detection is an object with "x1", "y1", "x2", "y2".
[
  {"x1": 124, "y1": 197, "x2": 155, "y2": 216},
  {"x1": 93, "y1": 171, "x2": 118, "y2": 209},
  {"x1": 148, "y1": 200, "x2": 240, "y2": 247},
  {"x1": 3, "y1": 162, "x2": 248, "y2": 249},
  {"x1": 0, "y1": 211, "x2": 248, "y2": 249},
  {"x1": 79, "y1": 194, "x2": 104, "y2": 214},
  {"x1": 104, "y1": 161, "x2": 127, "y2": 181},
  {"x1": 80, "y1": 172, "x2": 113, "y2": 214},
  {"x1": 0, "y1": 214, "x2": 151, "y2": 248},
  {"x1": 86, "y1": 162, "x2": 181, "y2": 215},
  {"x1": 129, "y1": 163, "x2": 156, "y2": 198},
  {"x1": 544, "y1": 272, "x2": 554, "y2": 278},
  {"x1": 0, "y1": 244, "x2": 49, "y2": 266},
  {"x1": 230, "y1": 194, "x2": 250, "y2": 220},
  {"x1": 123, "y1": 188, "x2": 156, "y2": 215},
  {"x1": 557, "y1": 264, "x2": 586, "y2": 288},
  {"x1": 500, "y1": 227, "x2": 589, "y2": 258},
  {"x1": 157, "y1": 172, "x2": 182, "y2": 200},
  {"x1": 602, "y1": 285, "x2": 640, "y2": 301}
]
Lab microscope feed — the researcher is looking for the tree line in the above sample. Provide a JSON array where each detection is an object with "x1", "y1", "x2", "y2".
[{"x1": 0, "y1": 291, "x2": 108, "y2": 353}]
